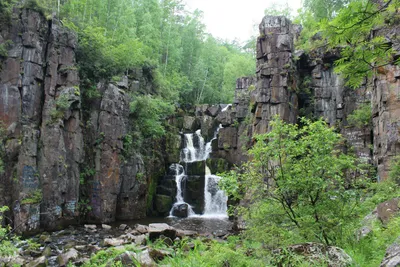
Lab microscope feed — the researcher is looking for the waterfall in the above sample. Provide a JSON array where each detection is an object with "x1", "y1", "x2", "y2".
[
  {"x1": 169, "y1": 125, "x2": 228, "y2": 218},
  {"x1": 203, "y1": 166, "x2": 228, "y2": 217}
]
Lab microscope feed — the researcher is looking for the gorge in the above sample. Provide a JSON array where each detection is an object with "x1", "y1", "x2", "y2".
[{"x1": 0, "y1": 0, "x2": 400, "y2": 266}]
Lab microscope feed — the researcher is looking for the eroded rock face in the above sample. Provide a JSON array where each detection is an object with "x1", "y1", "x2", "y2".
[
  {"x1": 0, "y1": 8, "x2": 82, "y2": 233},
  {"x1": 381, "y1": 237, "x2": 400, "y2": 267}
]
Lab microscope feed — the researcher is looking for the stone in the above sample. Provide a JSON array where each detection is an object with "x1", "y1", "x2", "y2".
[
  {"x1": 57, "y1": 248, "x2": 79, "y2": 266},
  {"x1": 102, "y1": 224, "x2": 112, "y2": 230},
  {"x1": 176, "y1": 229, "x2": 198, "y2": 238},
  {"x1": 26, "y1": 256, "x2": 47, "y2": 267},
  {"x1": 104, "y1": 238, "x2": 126, "y2": 247},
  {"x1": 377, "y1": 198, "x2": 400, "y2": 224},
  {"x1": 84, "y1": 224, "x2": 97, "y2": 230},
  {"x1": 134, "y1": 224, "x2": 149, "y2": 234},
  {"x1": 42, "y1": 246, "x2": 52, "y2": 257},
  {"x1": 111, "y1": 251, "x2": 138, "y2": 266},
  {"x1": 148, "y1": 223, "x2": 177, "y2": 241},
  {"x1": 171, "y1": 203, "x2": 189, "y2": 218},
  {"x1": 149, "y1": 248, "x2": 173, "y2": 261},
  {"x1": 133, "y1": 234, "x2": 147, "y2": 246},
  {"x1": 136, "y1": 249, "x2": 156, "y2": 267},
  {"x1": 119, "y1": 224, "x2": 128, "y2": 231},
  {"x1": 380, "y1": 237, "x2": 400, "y2": 267},
  {"x1": 155, "y1": 195, "x2": 173, "y2": 215}
]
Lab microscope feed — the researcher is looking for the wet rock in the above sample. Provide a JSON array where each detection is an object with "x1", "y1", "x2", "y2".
[
  {"x1": 26, "y1": 256, "x2": 48, "y2": 267},
  {"x1": 155, "y1": 194, "x2": 173, "y2": 215},
  {"x1": 148, "y1": 223, "x2": 177, "y2": 241},
  {"x1": 171, "y1": 203, "x2": 189, "y2": 218},
  {"x1": 57, "y1": 248, "x2": 79, "y2": 266},
  {"x1": 102, "y1": 224, "x2": 112, "y2": 230},
  {"x1": 380, "y1": 237, "x2": 400, "y2": 267}
]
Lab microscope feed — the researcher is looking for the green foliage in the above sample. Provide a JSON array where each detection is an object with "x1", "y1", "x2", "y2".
[
  {"x1": 0, "y1": 206, "x2": 17, "y2": 257},
  {"x1": 49, "y1": 93, "x2": 71, "y2": 121},
  {"x1": 21, "y1": 190, "x2": 42, "y2": 205},
  {"x1": 0, "y1": 0, "x2": 16, "y2": 25},
  {"x1": 389, "y1": 156, "x2": 400, "y2": 185},
  {"x1": 303, "y1": 0, "x2": 352, "y2": 20},
  {"x1": 347, "y1": 103, "x2": 372, "y2": 128},
  {"x1": 0, "y1": 40, "x2": 13, "y2": 58},
  {"x1": 160, "y1": 237, "x2": 264, "y2": 267},
  {"x1": 264, "y1": 1, "x2": 294, "y2": 19},
  {"x1": 80, "y1": 167, "x2": 95, "y2": 185},
  {"x1": 221, "y1": 117, "x2": 363, "y2": 247},
  {"x1": 129, "y1": 94, "x2": 174, "y2": 140}
]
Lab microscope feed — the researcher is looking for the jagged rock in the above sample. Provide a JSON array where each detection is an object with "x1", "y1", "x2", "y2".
[
  {"x1": 57, "y1": 248, "x2": 79, "y2": 266},
  {"x1": 171, "y1": 203, "x2": 189, "y2": 218},
  {"x1": 148, "y1": 223, "x2": 177, "y2": 241},
  {"x1": 380, "y1": 237, "x2": 400, "y2": 267}
]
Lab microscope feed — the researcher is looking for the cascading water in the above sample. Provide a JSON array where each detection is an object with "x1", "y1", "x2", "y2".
[
  {"x1": 203, "y1": 166, "x2": 228, "y2": 217},
  {"x1": 169, "y1": 125, "x2": 228, "y2": 218}
]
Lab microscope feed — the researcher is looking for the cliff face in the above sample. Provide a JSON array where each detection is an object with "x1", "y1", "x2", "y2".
[
  {"x1": 0, "y1": 8, "x2": 82, "y2": 233},
  {"x1": 0, "y1": 8, "x2": 160, "y2": 233}
]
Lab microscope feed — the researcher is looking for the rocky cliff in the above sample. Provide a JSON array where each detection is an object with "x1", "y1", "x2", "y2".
[
  {"x1": 0, "y1": 7, "x2": 167, "y2": 233},
  {"x1": 1, "y1": 8, "x2": 399, "y2": 233}
]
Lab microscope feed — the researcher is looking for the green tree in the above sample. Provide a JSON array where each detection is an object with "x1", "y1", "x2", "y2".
[{"x1": 221, "y1": 117, "x2": 362, "y2": 247}]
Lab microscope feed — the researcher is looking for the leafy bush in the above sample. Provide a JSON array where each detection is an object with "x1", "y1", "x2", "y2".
[
  {"x1": 0, "y1": 206, "x2": 17, "y2": 257},
  {"x1": 129, "y1": 95, "x2": 174, "y2": 140},
  {"x1": 221, "y1": 117, "x2": 365, "y2": 247},
  {"x1": 347, "y1": 103, "x2": 372, "y2": 128}
]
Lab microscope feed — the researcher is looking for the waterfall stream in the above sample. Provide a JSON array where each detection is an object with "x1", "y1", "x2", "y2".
[{"x1": 169, "y1": 125, "x2": 227, "y2": 218}]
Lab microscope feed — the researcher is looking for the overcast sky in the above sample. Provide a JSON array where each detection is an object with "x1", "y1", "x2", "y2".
[{"x1": 184, "y1": 0, "x2": 302, "y2": 42}]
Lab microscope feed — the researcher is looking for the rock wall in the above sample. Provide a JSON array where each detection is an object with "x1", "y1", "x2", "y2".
[
  {"x1": 0, "y1": 8, "x2": 82, "y2": 233},
  {"x1": 0, "y1": 8, "x2": 162, "y2": 232}
]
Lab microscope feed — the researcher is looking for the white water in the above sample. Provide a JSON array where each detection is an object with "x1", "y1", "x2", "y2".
[
  {"x1": 170, "y1": 126, "x2": 228, "y2": 218},
  {"x1": 203, "y1": 166, "x2": 228, "y2": 216}
]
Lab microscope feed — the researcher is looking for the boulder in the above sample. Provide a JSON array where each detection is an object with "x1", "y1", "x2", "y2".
[
  {"x1": 377, "y1": 198, "x2": 400, "y2": 224},
  {"x1": 133, "y1": 234, "x2": 147, "y2": 246},
  {"x1": 148, "y1": 223, "x2": 177, "y2": 241},
  {"x1": 134, "y1": 224, "x2": 149, "y2": 234},
  {"x1": 119, "y1": 224, "x2": 128, "y2": 231},
  {"x1": 103, "y1": 238, "x2": 126, "y2": 247},
  {"x1": 57, "y1": 248, "x2": 79, "y2": 266},
  {"x1": 84, "y1": 224, "x2": 97, "y2": 230},
  {"x1": 381, "y1": 237, "x2": 400, "y2": 267},
  {"x1": 136, "y1": 249, "x2": 156, "y2": 267},
  {"x1": 111, "y1": 251, "x2": 137, "y2": 266},
  {"x1": 149, "y1": 248, "x2": 173, "y2": 261},
  {"x1": 171, "y1": 203, "x2": 189, "y2": 218},
  {"x1": 102, "y1": 224, "x2": 112, "y2": 230}
]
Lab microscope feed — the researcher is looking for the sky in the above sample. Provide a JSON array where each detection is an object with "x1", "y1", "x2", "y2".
[{"x1": 184, "y1": 0, "x2": 302, "y2": 43}]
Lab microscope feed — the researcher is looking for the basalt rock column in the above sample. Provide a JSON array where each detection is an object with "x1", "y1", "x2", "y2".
[
  {"x1": 254, "y1": 16, "x2": 298, "y2": 134},
  {"x1": 0, "y1": 9, "x2": 83, "y2": 232}
]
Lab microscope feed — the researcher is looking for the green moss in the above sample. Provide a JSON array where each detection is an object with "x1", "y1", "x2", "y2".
[{"x1": 21, "y1": 190, "x2": 42, "y2": 205}]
